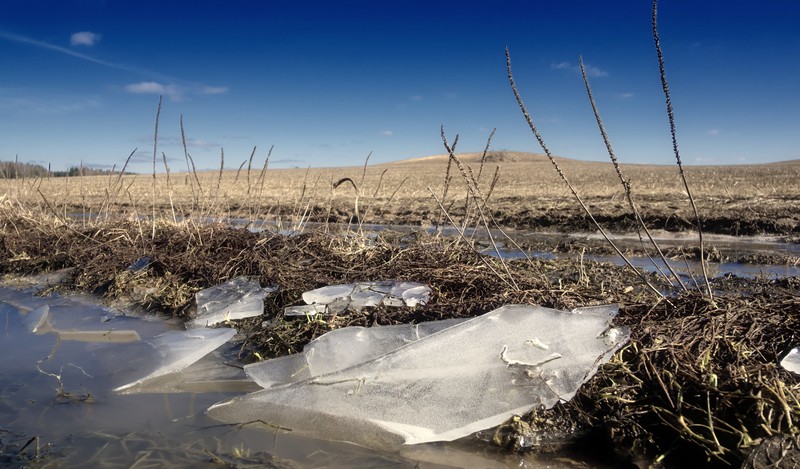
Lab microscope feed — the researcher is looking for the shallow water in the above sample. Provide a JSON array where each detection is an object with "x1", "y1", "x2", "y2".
[{"x1": 0, "y1": 285, "x2": 607, "y2": 468}]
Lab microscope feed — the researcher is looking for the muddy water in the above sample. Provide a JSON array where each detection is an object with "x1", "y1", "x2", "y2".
[
  {"x1": 0, "y1": 285, "x2": 603, "y2": 468},
  {"x1": 239, "y1": 219, "x2": 800, "y2": 279}
]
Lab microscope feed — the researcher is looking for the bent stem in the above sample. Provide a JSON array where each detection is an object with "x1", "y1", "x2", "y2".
[{"x1": 506, "y1": 47, "x2": 664, "y2": 300}]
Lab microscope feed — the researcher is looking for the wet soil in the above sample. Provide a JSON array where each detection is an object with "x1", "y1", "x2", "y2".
[{"x1": 1, "y1": 213, "x2": 799, "y2": 468}]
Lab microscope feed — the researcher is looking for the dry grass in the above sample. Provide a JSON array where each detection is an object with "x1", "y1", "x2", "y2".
[{"x1": 3, "y1": 152, "x2": 798, "y2": 237}]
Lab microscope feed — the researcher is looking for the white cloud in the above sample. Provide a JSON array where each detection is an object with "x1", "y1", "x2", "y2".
[
  {"x1": 0, "y1": 29, "x2": 226, "y2": 100},
  {"x1": 550, "y1": 61, "x2": 608, "y2": 78},
  {"x1": 202, "y1": 86, "x2": 229, "y2": 95},
  {"x1": 70, "y1": 31, "x2": 101, "y2": 47},
  {"x1": 124, "y1": 81, "x2": 182, "y2": 101},
  {"x1": 618, "y1": 92, "x2": 635, "y2": 99},
  {"x1": 379, "y1": 130, "x2": 393, "y2": 136},
  {"x1": 706, "y1": 129, "x2": 720, "y2": 136},
  {"x1": 410, "y1": 95, "x2": 422, "y2": 101}
]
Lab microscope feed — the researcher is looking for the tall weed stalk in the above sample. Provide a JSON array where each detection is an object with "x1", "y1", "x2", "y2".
[{"x1": 652, "y1": 0, "x2": 713, "y2": 299}]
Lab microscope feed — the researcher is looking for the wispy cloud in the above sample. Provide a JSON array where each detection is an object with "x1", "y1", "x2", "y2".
[
  {"x1": 202, "y1": 86, "x2": 229, "y2": 95},
  {"x1": 550, "y1": 61, "x2": 608, "y2": 78},
  {"x1": 124, "y1": 82, "x2": 228, "y2": 101},
  {"x1": 0, "y1": 28, "x2": 149, "y2": 76},
  {"x1": 706, "y1": 129, "x2": 720, "y2": 137},
  {"x1": 0, "y1": 88, "x2": 101, "y2": 114},
  {"x1": 70, "y1": 31, "x2": 101, "y2": 47},
  {"x1": 379, "y1": 130, "x2": 393, "y2": 136},
  {"x1": 125, "y1": 81, "x2": 182, "y2": 101},
  {"x1": 0, "y1": 29, "x2": 228, "y2": 101},
  {"x1": 618, "y1": 92, "x2": 635, "y2": 99}
]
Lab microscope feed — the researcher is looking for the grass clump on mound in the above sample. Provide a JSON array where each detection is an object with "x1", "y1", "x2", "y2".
[{"x1": 1, "y1": 203, "x2": 799, "y2": 467}]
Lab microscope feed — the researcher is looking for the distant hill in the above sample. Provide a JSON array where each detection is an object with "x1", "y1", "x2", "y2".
[{"x1": 383, "y1": 151, "x2": 563, "y2": 166}]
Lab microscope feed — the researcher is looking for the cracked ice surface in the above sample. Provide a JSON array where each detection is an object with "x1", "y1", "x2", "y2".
[
  {"x1": 288, "y1": 281, "x2": 431, "y2": 316},
  {"x1": 189, "y1": 277, "x2": 277, "y2": 328},
  {"x1": 210, "y1": 304, "x2": 629, "y2": 449}
]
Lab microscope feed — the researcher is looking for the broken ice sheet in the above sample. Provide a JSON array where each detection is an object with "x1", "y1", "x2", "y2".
[
  {"x1": 245, "y1": 318, "x2": 467, "y2": 388},
  {"x1": 108, "y1": 327, "x2": 236, "y2": 392},
  {"x1": 19, "y1": 304, "x2": 141, "y2": 343},
  {"x1": 210, "y1": 304, "x2": 629, "y2": 450},
  {"x1": 290, "y1": 281, "x2": 431, "y2": 317},
  {"x1": 189, "y1": 277, "x2": 277, "y2": 328},
  {"x1": 781, "y1": 348, "x2": 800, "y2": 374}
]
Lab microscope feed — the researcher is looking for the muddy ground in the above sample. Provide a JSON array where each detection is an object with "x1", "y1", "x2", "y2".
[{"x1": 1, "y1": 208, "x2": 799, "y2": 467}]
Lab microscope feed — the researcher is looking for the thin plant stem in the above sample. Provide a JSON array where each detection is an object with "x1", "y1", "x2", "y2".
[
  {"x1": 578, "y1": 56, "x2": 687, "y2": 292},
  {"x1": 652, "y1": 0, "x2": 713, "y2": 299},
  {"x1": 506, "y1": 47, "x2": 664, "y2": 299},
  {"x1": 151, "y1": 95, "x2": 162, "y2": 240}
]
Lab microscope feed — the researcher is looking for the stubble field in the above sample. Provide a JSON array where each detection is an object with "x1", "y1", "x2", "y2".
[{"x1": 6, "y1": 151, "x2": 799, "y2": 238}]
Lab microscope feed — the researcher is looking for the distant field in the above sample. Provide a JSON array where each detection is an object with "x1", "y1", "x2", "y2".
[{"x1": 4, "y1": 152, "x2": 798, "y2": 236}]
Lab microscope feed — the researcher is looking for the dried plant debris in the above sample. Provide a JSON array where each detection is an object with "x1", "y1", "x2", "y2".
[{"x1": 209, "y1": 304, "x2": 629, "y2": 450}]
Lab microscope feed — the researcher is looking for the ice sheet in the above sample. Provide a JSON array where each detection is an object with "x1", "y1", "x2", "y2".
[
  {"x1": 210, "y1": 304, "x2": 629, "y2": 449},
  {"x1": 244, "y1": 318, "x2": 466, "y2": 388},
  {"x1": 189, "y1": 277, "x2": 277, "y2": 328}
]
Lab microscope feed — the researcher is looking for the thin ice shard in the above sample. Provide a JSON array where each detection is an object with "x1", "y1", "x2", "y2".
[
  {"x1": 210, "y1": 304, "x2": 629, "y2": 449},
  {"x1": 112, "y1": 328, "x2": 236, "y2": 392},
  {"x1": 19, "y1": 304, "x2": 141, "y2": 342},
  {"x1": 189, "y1": 277, "x2": 277, "y2": 328}
]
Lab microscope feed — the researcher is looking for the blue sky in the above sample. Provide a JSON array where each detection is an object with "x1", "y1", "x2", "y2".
[{"x1": 1, "y1": 1, "x2": 798, "y2": 172}]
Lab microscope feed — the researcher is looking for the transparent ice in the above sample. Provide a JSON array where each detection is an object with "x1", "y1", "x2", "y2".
[
  {"x1": 781, "y1": 347, "x2": 800, "y2": 374},
  {"x1": 245, "y1": 318, "x2": 466, "y2": 388},
  {"x1": 111, "y1": 327, "x2": 236, "y2": 392},
  {"x1": 288, "y1": 281, "x2": 431, "y2": 316},
  {"x1": 189, "y1": 276, "x2": 277, "y2": 328},
  {"x1": 210, "y1": 304, "x2": 629, "y2": 449}
]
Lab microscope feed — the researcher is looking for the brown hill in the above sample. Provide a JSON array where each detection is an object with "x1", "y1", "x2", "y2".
[{"x1": 383, "y1": 151, "x2": 563, "y2": 166}]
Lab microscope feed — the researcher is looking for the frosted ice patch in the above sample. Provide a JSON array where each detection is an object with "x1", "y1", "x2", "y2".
[
  {"x1": 290, "y1": 281, "x2": 431, "y2": 317},
  {"x1": 211, "y1": 304, "x2": 629, "y2": 449},
  {"x1": 189, "y1": 277, "x2": 277, "y2": 328}
]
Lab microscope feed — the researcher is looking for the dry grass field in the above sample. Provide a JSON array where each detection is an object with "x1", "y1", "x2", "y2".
[{"x1": 4, "y1": 151, "x2": 798, "y2": 237}]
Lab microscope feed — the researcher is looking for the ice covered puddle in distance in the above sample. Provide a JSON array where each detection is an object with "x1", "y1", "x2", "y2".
[
  {"x1": 189, "y1": 276, "x2": 277, "y2": 328},
  {"x1": 286, "y1": 281, "x2": 431, "y2": 316},
  {"x1": 209, "y1": 304, "x2": 630, "y2": 449}
]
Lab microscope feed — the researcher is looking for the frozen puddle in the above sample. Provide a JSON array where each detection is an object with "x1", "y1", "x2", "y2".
[{"x1": 210, "y1": 304, "x2": 630, "y2": 449}]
